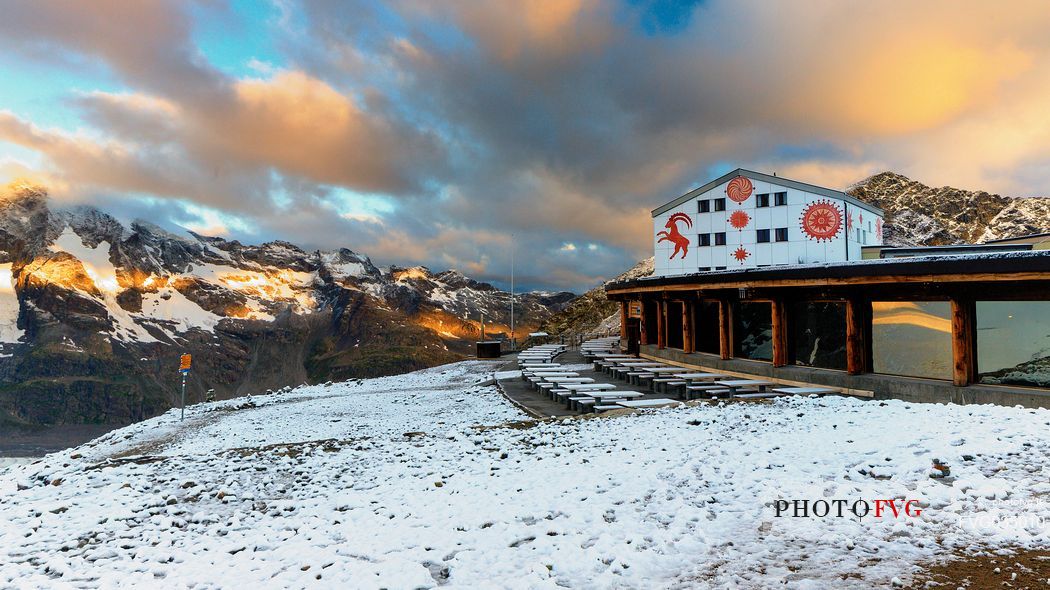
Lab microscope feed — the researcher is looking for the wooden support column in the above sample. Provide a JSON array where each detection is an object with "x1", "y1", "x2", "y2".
[
  {"x1": 771, "y1": 299, "x2": 789, "y2": 367},
  {"x1": 682, "y1": 300, "x2": 695, "y2": 354},
  {"x1": 951, "y1": 298, "x2": 976, "y2": 386},
  {"x1": 657, "y1": 300, "x2": 667, "y2": 349},
  {"x1": 640, "y1": 301, "x2": 649, "y2": 345},
  {"x1": 718, "y1": 299, "x2": 732, "y2": 360},
  {"x1": 619, "y1": 301, "x2": 628, "y2": 340},
  {"x1": 845, "y1": 298, "x2": 868, "y2": 375}
]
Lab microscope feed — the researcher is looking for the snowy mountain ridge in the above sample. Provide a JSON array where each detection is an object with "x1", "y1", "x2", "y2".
[
  {"x1": 0, "y1": 183, "x2": 572, "y2": 427},
  {"x1": 847, "y1": 171, "x2": 1050, "y2": 246}
]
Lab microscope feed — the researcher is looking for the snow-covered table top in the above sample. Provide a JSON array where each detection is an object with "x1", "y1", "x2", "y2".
[
  {"x1": 772, "y1": 386, "x2": 840, "y2": 395},
  {"x1": 616, "y1": 398, "x2": 679, "y2": 408}
]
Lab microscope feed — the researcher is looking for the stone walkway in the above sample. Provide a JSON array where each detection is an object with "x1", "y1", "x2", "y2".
[{"x1": 496, "y1": 351, "x2": 678, "y2": 417}]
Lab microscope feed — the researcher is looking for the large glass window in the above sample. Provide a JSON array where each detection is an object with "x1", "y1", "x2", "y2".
[
  {"x1": 695, "y1": 301, "x2": 720, "y2": 355},
  {"x1": 872, "y1": 301, "x2": 952, "y2": 379},
  {"x1": 791, "y1": 302, "x2": 847, "y2": 370},
  {"x1": 734, "y1": 302, "x2": 773, "y2": 361},
  {"x1": 977, "y1": 301, "x2": 1050, "y2": 388}
]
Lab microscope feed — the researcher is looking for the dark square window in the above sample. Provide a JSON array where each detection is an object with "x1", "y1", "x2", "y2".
[
  {"x1": 714, "y1": 198, "x2": 726, "y2": 211},
  {"x1": 714, "y1": 232, "x2": 726, "y2": 246},
  {"x1": 714, "y1": 266, "x2": 727, "y2": 270},
  {"x1": 775, "y1": 227, "x2": 789, "y2": 242},
  {"x1": 774, "y1": 192, "x2": 787, "y2": 206},
  {"x1": 756, "y1": 194, "x2": 769, "y2": 207},
  {"x1": 698, "y1": 200, "x2": 710, "y2": 213},
  {"x1": 698, "y1": 233, "x2": 711, "y2": 246},
  {"x1": 756, "y1": 229, "x2": 771, "y2": 243}
]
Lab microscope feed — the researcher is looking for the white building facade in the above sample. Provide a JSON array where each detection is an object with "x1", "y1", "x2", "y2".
[{"x1": 652, "y1": 169, "x2": 884, "y2": 277}]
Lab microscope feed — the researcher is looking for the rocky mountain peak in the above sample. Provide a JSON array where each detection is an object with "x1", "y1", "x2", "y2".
[
  {"x1": 847, "y1": 172, "x2": 1050, "y2": 246},
  {"x1": 0, "y1": 184, "x2": 574, "y2": 427}
]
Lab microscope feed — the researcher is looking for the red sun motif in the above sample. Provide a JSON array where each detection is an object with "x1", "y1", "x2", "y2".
[
  {"x1": 875, "y1": 217, "x2": 883, "y2": 241},
  {"x1": 800, "y1": 200, "x2": 843, "y2": 242},
  {"x1": 729, "y1": 210, "x2": 751, "y2": 230},
  {"x1": 732, "y1": 247, "x2": 750, "y2": 263},
  {"x1": 726, "y1": 176, "x2": 753, "y2": 203},
  {"x1": 847, "y1": 212, "x2": 854, "y2": 230}
]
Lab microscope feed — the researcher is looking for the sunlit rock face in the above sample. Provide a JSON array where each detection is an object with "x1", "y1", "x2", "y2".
[
  {"x1": 846, "y1": 172, "x2": 1050, "y2": 246},
  {"x1": 0, "y1": 183, "x2": 573, "y2": 427}
]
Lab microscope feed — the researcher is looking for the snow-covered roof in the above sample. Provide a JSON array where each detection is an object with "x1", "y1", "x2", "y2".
[
  {"x1": 608, "y1": 249, "x2": 1050, "y2": 291},
  {"x1": 652, "y1": 168, "x2": 884, "y2": 217}
]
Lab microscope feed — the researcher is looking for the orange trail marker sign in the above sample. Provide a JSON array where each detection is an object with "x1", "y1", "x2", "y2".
[{"x1": 179, "y1": 353, "x2": 192, "y2": 420}]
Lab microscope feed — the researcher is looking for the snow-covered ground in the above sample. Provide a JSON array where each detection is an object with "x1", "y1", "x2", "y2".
[{"x1": 1, "y1": 361, "x2": 1048, "y2": 589}]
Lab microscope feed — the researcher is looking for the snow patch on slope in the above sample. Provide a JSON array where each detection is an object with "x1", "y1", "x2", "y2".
[{"x1": 0, "y1": 264, "x2": 22, "y2": 344}]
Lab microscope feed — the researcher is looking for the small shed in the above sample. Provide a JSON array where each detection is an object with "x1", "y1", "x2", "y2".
[{"x1": 476, "y1": 341, "x2": 502, "y2": 359}]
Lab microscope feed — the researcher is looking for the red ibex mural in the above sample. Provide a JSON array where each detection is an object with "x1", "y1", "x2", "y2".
[{"x1": 657, "y1": 212, "x2": 692, "y2": 259}]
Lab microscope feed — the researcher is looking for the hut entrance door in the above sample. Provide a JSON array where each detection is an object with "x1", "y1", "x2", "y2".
[{"x1": 625, "y1": 318, "x2": 641, "y2": 356}]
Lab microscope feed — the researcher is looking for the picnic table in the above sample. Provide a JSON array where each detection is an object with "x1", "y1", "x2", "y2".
[
  {"x1": 546, "y1": 377, "x2": 594, "y2": 383},
  {"x1": 561, "y1": 383, "x2": 617, "y2": 392},
  {"x1": 715, "y1": 379, "x2": 775, "y2": 394},
  {"x1": 674, "y1": 372, "x2": 728, "y2": 381},
  {"x1": 771, "y1": 386, "x2": 840, "y2": 396},
  {"x1": 568, "y1": 390, "x2": 644, "y2": 410},
  {"x1": 617, "y1": 398, "x2": 678, "y2": 409}
]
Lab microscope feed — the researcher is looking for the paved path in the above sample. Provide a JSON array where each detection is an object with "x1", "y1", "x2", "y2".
[{"x1": 497, "y1": 351, "x2": 677, "y2": 417}]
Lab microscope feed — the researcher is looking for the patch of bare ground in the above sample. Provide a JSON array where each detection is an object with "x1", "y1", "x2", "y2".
[
  {"x1": 907, "y1": 547, "x2": 1050, "y2": 589},
  {"x1": 223, "y1": 437, "x2": 368, "y2": 459}
]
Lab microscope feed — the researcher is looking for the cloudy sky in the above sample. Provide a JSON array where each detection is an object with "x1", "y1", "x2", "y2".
[{"x1": 1, "y1": 1, "x2": 1048, "y2": 292}]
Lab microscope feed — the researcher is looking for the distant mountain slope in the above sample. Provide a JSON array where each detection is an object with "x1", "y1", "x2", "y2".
[
  {"x1": 0, "y1": 183, "x2": 573, "y2": 427},
  {"x1": 846, "y1": 172, "x2": 1050, "y2": 246},
  {"x1": 534, "y1": 257, "x2": 653, "y2": 338}
]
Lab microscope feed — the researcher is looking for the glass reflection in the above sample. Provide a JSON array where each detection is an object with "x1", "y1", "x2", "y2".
[
  {"x1": 872, "y1": 301, "x2": 952, "y2": 379},
  {"x1": 792, "y1": 302, "x2": 847, "y2": 370},
  {"x1": 734, "y1": 302, "x2": 773, "y2": 361},
  {"x1": 977, "y1": 301, "x2": 1050, "y2": 388}
]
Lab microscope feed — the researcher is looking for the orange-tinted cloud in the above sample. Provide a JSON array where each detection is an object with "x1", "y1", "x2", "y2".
[{"x1": 3, "y1": 0, "x2": 1050, "y2": 292}]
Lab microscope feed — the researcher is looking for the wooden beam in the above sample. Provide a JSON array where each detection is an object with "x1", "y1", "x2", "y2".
[
  {"x1": 718, "y1": 299, "x2": 732, "y2": 360},
  {"x1": 619, "y1": 301, "x2": 628, "y2": 340},
  {"x1": 657, "y1": 300, "x2": 667, "y2": 349},
  {"x1": 845, "y1": 298, "x2": 868, "y2": 375},
  {"x1": 771, "y1": 299, "x2": 789, "y2": 367},
  {"x1": 951, "y1": 298, "x2": 976, "y2": 386},
  {"x1": 682, "y1": 301, "x2": 694, "y2": 354},
  {"x1": 640, "y1": 301, "x2": 649, "y2": 345},
  {"x1": 605, "y1": 271, "x2": 1050, "y2": 296}
]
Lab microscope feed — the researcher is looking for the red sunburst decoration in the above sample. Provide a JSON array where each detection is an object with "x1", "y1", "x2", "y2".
[
  {"x1": 799, "y1": 199, "x2": 843, "y2": 242},
  {"x1": 725, "y1": 176, "x2": 753, "y2": 203},
  {"x1": 732, "y1": 247, "x2": 750, "y2": 262},
  {"x1": 847, "y1": 212, "x2": 854, "y2": 230},
  {"x1": 875, "y1": 217, "x2": 883, "y2": 241},
  {"x1": 729, "y1": 210, "x2": 750, "y2": 230}
]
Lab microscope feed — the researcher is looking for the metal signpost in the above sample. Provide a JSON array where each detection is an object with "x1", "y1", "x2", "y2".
[{"x1": 179, "y1": 353, "x2": 192, "y2": 421}]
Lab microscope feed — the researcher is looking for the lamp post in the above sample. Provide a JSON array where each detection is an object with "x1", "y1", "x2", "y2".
[{"x1": 510, "y1": 237, "x2": 515, "y2": 351}]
